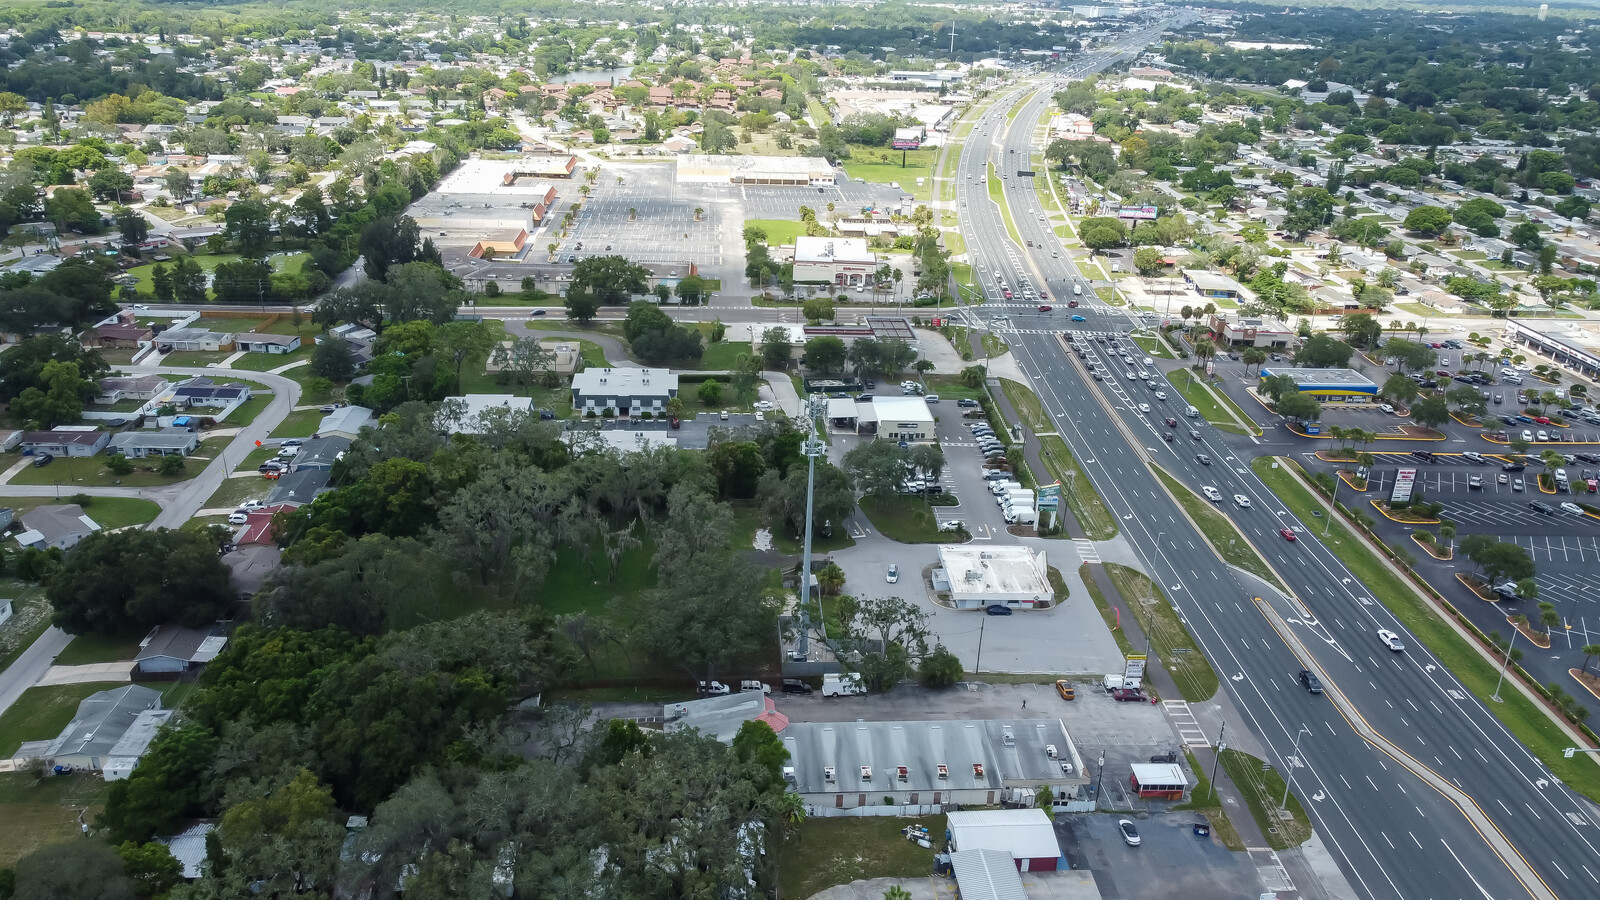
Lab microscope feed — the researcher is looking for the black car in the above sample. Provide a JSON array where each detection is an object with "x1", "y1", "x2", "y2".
[
  {"x1": 1411, "y1": 450, "x2": 1434, "y2": 461},
  {"x1": 1298, "y1": 668, "x2": 1323, "y2": 694},
  {"x1": 1578, "y1": 453, "x2": 1600, "y2": 465},
  {"x1": 1531, "y1": 500, "x2": 1556, "y2": 515},
  {"x1": 30, "y1": 453, "x2": 51, "y2": 468},
  {"x1": 985, "y1": 604, "x2": 1013, "y2": 616},
  {"x1": 1196, "y1": 453, "x2": 1212, "y2": 465},
  {"x1": 780, "y1": 679, "x2": 814, "y2": 695},
  {"x1": 1502, "y1": 462, "x2": 1526, "y2": 472}
]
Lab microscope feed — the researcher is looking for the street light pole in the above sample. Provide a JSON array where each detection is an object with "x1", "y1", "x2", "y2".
[
  {"x1": 1281, "y1": 726, "x2": 1312, "y2": 810},
  {"x1": 1325, "y1": 472, "x2": 1340, "y2": 536},
  {"x1": 1209, "y1": 721, "x2": 1226, "y2": 801},
  {"x1": 974, "y1": 615, "x2": 987, "y2": 674},
  {"x1": 1491, "y1": 624, "x2": 1519, "y2": 702},
  {"x1": 799, "y1": 396, "x2": 827, "y2": 641}
]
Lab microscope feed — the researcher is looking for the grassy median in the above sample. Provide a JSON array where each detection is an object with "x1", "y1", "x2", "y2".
[
  {"x1": 1039, "y1": 435, "x2": 1118, "y2": 540},
  {"x1": 1219, "y1": 748, "x2": 1312, "y2": 850},
  {"x1": 1104, "y1": 563, "x2": 1220, "y2": 702},
  {"x1": 1253, "y1": 456, "x2": 1600, "y2": 801},
  {"x1": 1152, "y1": 466, "x2": 1284, "y2": 591}
]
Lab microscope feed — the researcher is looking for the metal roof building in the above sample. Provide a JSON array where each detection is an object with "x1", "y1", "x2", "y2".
[
  {"x1": 947, "y1": 809, "x2": 1062, "y2": 870},
  {"x1": 950, "y1": 848, "x2": 1029, "y2": 900}
]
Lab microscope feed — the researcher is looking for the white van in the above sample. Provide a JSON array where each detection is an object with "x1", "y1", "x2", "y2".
[
  {"x1": 822, "y1": 673, "x2": 865, "y2": 697},
  {"x1": 1185, "y1": 405, "x2": 1200, "y2": 418}
]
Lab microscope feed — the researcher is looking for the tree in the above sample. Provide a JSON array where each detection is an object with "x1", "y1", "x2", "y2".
[
  {"x1": 1277, "y1": 391, "x2": 1321, "y2": 423},
  {"x1": 1510, "y1": 221, "x2": 1544, "y2": 251},
  {"x1": 223, "y1": 198, "x2": 273, "y2": 258},
  {"x1": 843, "y1": 439, "x2": 912, "y2": 499},
  {"x1": 48, "y1": 529, "x2": 235, "y2": 635},
  {"x1": 569, "y1": 254, "x2": 651, "y2": 309},
  {"x1": 90, "y1": 168, "x2": 134, "y2": 202},
  {"x1": 834, "y1": 594, "x2": 930, "y2": 692},
  {"x1": 309, "y1": 337, "x2": 356, "y2": 381},
  {"x1": 1080, "y1": 216, "x2": 1127, "y2": 250},
  {"x1": 1446, "y1": 385, "x2": 1488, "y2": 419},
  {"x1": 1339, "y1": 313, "x2": 1383, "y2": 348},
  {"x1": 803, "y1": 336, "x2": 848, "y2": 373},
  {"x1": 731, "y1": 720, "x2": 790, "y2": 792},
  {"x1": 802, "y1": 296, "x2": 835, "y2": 324},
  {"x1": 12, "y1": 359, "x2": 89, "y2": 429},
  {"x1": 759, "y1": 327, "x2": 793, "y2": 370},
  {"x1": 635, "y1": 552, "x2": 779, "y2": 680},
  {"x1": 44, "y1": 187, "x2": 100, "y2": 234},
  {"x1": 1133, "y1": 246, "x2": 1163, "y2": 276},
  {"x1": 358, "y1": 215, "x2": 425, "y2": 282},
  {"x1": 114, "y1": 842, "x2": 182, "y2": 900},
  {"x1": 1295, "y1": 333, "x2": 1354, "y2": 368},
  {"x1": 1411, "y1": 395, "x2": 1450, "y2": 430},
  {"x1": 1381, "y1": 372, "x2": 1419, "y2": 407},
  {"x1": 919, "y1": 644, "x2": 965, "y2": 687},
  {"x1": 260, "y1": 536, "x2": 446, "y2": 636},
  {"x1": 1402, "y1": 205, "x2": 1452, "y2": 236},
  {"x1": 1581, "y1": 643, "x2": 1600, "y2": 675},
  {"x1": 434, "y1": 320, "x2": 498, "y2": 393},
  {"x1": 13, "y1": 841, "x2": 135, "y2": 900},
  {"x1": 1242, "y1": 347, "x2": 1268, "y2": 374},
  {"x1": 697, "y1": 380, "x2": 723, "y2": 406}
]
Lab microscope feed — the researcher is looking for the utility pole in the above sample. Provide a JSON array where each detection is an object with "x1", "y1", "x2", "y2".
[
  {"x1": 1281, "y1": 726, "x2": 1312, "y2": 810},
  {"x1": 1491, "y1": 625, "x2": 1519, "y2": 702},
  {"x1": 974, "y1": 614, "x2": 987, "y2": 674},
  {"x1": 799, "y1": 395, "x2": 827, "y2": 640},
  {"x1": 1209, "y1": 721, "x2": 1226, "y2": 800}
]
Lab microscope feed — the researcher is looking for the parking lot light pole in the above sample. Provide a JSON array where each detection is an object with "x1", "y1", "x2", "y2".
[
  {"x1": 1281, "y1": 726, "x2": 1312, "y2": 810},
  {"x1": 1325, "y1": 474, "x2": 1339, "y2": 536},
  {"x1": 1491, "y1": 625, "x2": 1519, "y2": 703}
]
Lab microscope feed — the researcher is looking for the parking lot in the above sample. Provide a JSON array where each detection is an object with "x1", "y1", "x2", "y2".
[
  {"x1": 1055, "y1": 813, "x2": 1283, "y2": 900},
  {"x1": 930, "y1": 403, "x2": 1012, "y2": 541}
]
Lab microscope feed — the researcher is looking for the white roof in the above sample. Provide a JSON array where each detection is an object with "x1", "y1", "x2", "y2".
[
  {"x1": 870, "y1": 396, "x2": 935, "y2": 423},
  {"x1": 826, "y1": 397, "x2": 859, "y2": 418},
  {"x1": 938, "y1": 545, "x2": 1051, "y2": 599},
  {"x1": 570, "y1": 367, "x2": 678, "y2": 397},
  {"x1": 794, "y1": 236, "x2": 875, "y2": 266},
  {"x1": 1129, "y1": 762, "x2": 1188, "y2": 786},
  {"x1": 950, "y1": 849, "x2": 1028, "y2": 900},
  {"x1": 318, "y1": 405, "x2": 373, "y2": 435},
  {"x1": 947, "y1": 809, "x2": 1062, "y2": 860}
]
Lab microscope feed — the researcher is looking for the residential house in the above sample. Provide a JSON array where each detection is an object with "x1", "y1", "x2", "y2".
[
  {"x1": 108, "y1": 428, "x2": 200, "y2": 459},
  {"x1": 97, "y1": 374, "x2": 169, "y2": 404},
  {"x1": 11, "y1": 685, "x2": 168, "y2": 779},
  {"x1": 234, "y1": 333, "x2": 301, "y2": 354},
  {"x1": 133, "y1": 623, "x2": 228, "y2": 675},
  {"x1": 287, "y1": 435, "x2": 350, "y2": 472},
  {"x1": 16, "y1": 503, "x2": 102, "y2": 551},
  {"x1": 168, "y1": 377, "x2": 251, "y2": 408},
  {"x1": 155, "y1": 327, "x2": 234, "y2": 353},
  {"x1": 1182, "y1": 269, "x2": 1245, "y2": 300},
  {"x1": 92, "y1": 322, "x2": 153, "y2": 348},
  {"x1": 317, "y1": 406, "x2": 372, "y2": 440},
  {"x1": 21, "y1": 429, "x2": 110, "y2": 458},
  {"x1": 266, "y1": 468, "x2": 333, "y2": 507}
]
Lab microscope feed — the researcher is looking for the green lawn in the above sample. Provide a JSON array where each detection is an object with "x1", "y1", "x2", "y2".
[
  {"x1": 1152, "y1": 466, "x2": 1283, "y2": 590},
  {"x1": 841, "y1": 145, "x2": 935, "y2": 202},
  {"x1": 0, "y1": 772, "x2": 108, "y2": 868},
  {"x1": 1131, "y1": 333, "x2": 1174, "y2": 359},
  {"x1": 271, "y1": 408, "x2": 325, "y2": 438},
  {"x1": 221, "y1": 394, "x2": 273, "y2": 426},
  {"x1": 202, "y1": 476, "x2": 274, "y2": 511},
  {"x1": 1081, "y1": 563, "x2": 1136, "y2": 655},
  {"x1": 1103, "y1": 562, "x2": 1219, "y2": 702},
  {"x1": 729, "y1": 503, "x2": 857, "y2": 556},
  {"x1": 1219, "y1": 748, "x2": 1312, "y2": 850},
  {"x1": 126, "y1": 251, "x2": 308, "y2": 298},
  {"x1": 1166, "y1": 368, "x2": 1253, "y2": 436},
  {"x1": 228, "y1": 346, "x2": 310, "y2": 372},
  {"x1": 0, "y1": 497, "x2": 159, "y2": 530},
  {"x1": 1001, "y1": 378, "x2": 1049, "y2": 432},
  {"x1": 777, "y1": 815, "x2": 941, "y2": 900},
  {"x1": 7, "y1": 453, "x2": 198, "y2": 487},
  {"x1": 0, "y1": 682, "x2": 125, "y2": 756},
  {"x1": 0, "y1": 586, "x2": 49, "y2": 675},
  {"x1": 54, "y1": 628, "x2": 145, "y2": 666},
  {"x1": 1038, "y1": 435, "x2": 1118, "y2": 540},
  {"x1": 1253, "y1": 456, "x2": 1600, "y2": 801},
  {"x1": 233, "y1": 446, "x2": 278, "y2": 473},
  {"x1": 859, "y1": 494, "x2": 945, "y2": 543},
  {"x1": 744, "y1": 218, "x2": 810, "y2": 246}
]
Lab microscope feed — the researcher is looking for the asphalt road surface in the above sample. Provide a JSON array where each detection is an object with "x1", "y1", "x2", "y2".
[{"x1": 954, "y1": 23, "x2": 1600, "y2": 900}]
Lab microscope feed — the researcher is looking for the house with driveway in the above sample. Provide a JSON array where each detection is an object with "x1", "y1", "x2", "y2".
[
  {"x1": 21, "y1": 428, "x2": 109, "y2": 457},
  {"x1": 234, "y1": 333, "x2": 301, "y2": 354},
  {"x1": 15, "y1": 503, "x2": 102, "y2": 551},
  {"x1": 108, "y1": 428, "x2": 199, "y2": 458}
]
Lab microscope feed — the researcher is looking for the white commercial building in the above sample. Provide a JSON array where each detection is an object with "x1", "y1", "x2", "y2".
[
  {"x1": 570, "y1": 368, "x2": 680, "y2": 416},
  {"x1": 675, "y1": 154, "x2": 836, "y2": 186},
  {"x1": 793, "y1": 236, "x2": 878, "y2": 287},
  {"x1": 938, "y1": 545, "x2": 1053, "y2": 610},
  {"x1": 870, "y1": 396, "x2": 935, "y2": 442}
]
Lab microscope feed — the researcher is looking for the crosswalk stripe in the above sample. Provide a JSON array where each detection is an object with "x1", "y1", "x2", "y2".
[{"x1": 1074, "y1": 538, "x2": 1100, "y2": 563}]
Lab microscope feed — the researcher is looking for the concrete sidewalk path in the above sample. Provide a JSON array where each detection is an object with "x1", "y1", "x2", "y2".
[{"x1": 36, "y1": 661, "x2": 133, "y2": 686}]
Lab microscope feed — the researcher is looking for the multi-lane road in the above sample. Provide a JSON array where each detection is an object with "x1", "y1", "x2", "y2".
[{"x1": 952, "y1": 22, "x2": 1600, "y2": 900}]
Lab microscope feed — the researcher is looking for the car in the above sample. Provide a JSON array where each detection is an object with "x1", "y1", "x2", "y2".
[
  {"x1": 319, "y1": 405, "x2": 339, "y2": 413},
  {"x1": 886, "y1": 564, "x2": 899, "y2": 583},
  {"x1": 1299, "y1": 668, "x2": 1323, "y2": 693},
  {"x1": 1410, "y1": 450, "x2": 1434, "y2": 461},
  {"x1": 780, "y1": 679, "x2": 814, "y2": 695},
  {"x1": 1494, "y1": 393, "x2": 1503, "y2": 404},
  {"x1": 280, "y1": 439, "x2": 304, "y2": 449},
  {"x1": 1189, "y1": 429, "x2": 1202, "y2": 440},
  {"x1": 1537, "y1": 430, "x2": 1551, "y2": 442},
  {"x1": 1376, "y1": 629, "x2": 1406, "y2": 652},
  {"x1": 1468, "y1": 475, "x2": 1483, "y2": 489},
  {"x1": 1070, "y1": 314, "x2": 1086, "y2": 321},
  {"x1": 1038, "y1": 304, "x2": 1053, "y2": 312},
  {"x1": 1503, "y1": 462, "x2": 1526, "y2": 471},
  {"x1": 1563, "y1": 502, "x2": 1586, "y2": 515},
  {"x1": 1196, "y1": 453, "x2": 1212, "y2": 465},
  {"x1": 697, "y1": 681, "x2": 731, "y2": 696},
  {"x1": 670, "y1": 417, "x2": 681, "y2": 429},
  {"x1": 925, "y1": 394, "x2": 940, "y2": 403},
  {"x1": 1154, "y1": 390, "x2": 1168, "y2": 401},
  {"x1": 957, "y1": 398, "x2": 980, "y2": 408},
  {"x1": 984, "y1": 604, "x2": 1014, "y2": 616},
  {"x1": 227, "y1": 512, "x2": 249, "y2": 525},
  {"x1": 1522, "y1": 429, "x2": 1535, "y2": 442},
  {"x1": 1138, "y1": 403, "x2": 1151, "y2": 413},
  {"x1": 1054, "y1": 680, "x2": 1076, "y2": 701},
  {"x1": 720, "y1": 409, "x2": 730, "y2": 421},
  {"x1": 1514, "y1": 477, "x2": 1525, "y2": 491},
  {"x1": 1118, "y1": 819, "x2": 1141, "y2": 846},
  {"x1": 1234, "y1": 494, "x2": 1252, "y2": 508},
  {"x1": 277, "y1": 447, "x2": 299, "y2": 459},
  {"x1": 938, "y1": 519, "x2": 965, "y2": 532},
  {"x1": 1280, "y1": 527, "x2": 1297, "y2": 542},
  {"x1": 1379, "y1": 403, "x2": 1395, "y2": 413},
  {"x1": 1535, "y1": 415, "x2": 1551, "y2": 425},
  {"x1": 258, "y1": 461, "x2": 285, "y2": 473},
  {"x1": 754, "y1": 400, "x2": 774, "y2": 411},
  {"x1": 241, "y1": 500, "x2": 265, "y2": 511},
  {"x1": 1499, "y1": 473, "x2": 1509, "y2": 484},
  {"x1": 1110, "y1": 687, "x2": 1146, "y2": 702},
  {"x1": 30, "y1": 453, "x2": 51, "y2": 468}
]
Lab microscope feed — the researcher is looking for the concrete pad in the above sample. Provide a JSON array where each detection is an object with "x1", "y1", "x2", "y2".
[{"x1": 36, "y1": 661, "x2": 133, "y2": 686}]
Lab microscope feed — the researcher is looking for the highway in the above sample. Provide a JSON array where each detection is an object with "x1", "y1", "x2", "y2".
[{"x1": 951, "y1": 21, "x2": 1600, "y2": 900}]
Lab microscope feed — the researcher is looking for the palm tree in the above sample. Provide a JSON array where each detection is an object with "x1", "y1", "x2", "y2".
[
  {"x1": 1192, "y1": 337, "x2": 1217, "y2": 370},
  {"x1": 1439, "y1": 521, "x2": 1456, "y2": 557},
  {"x1": 694, "y1": 207, "x2": 704, "y2": 221},
  {"x1": 1581, "y1": 643, "x2": 1600, "y2": 675},
  {"x1": 1540, "y1": 601, "x2": 1562, "y2": 637},
  {"x1": 1243, "y1": 347, "x2": 1267, "y2": 374},
  {"x1": 629, "y1": 207, "x2": 637, "y2": 221},
  {"x1": 547, "y1": 242, "x2": 557, "y2": 261}
]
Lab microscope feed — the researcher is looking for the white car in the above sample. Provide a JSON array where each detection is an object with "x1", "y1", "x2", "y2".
[
  {"x1": 1201, "y1": 485, "x2": 1223, "y2": 502},
  {"x1": 1379, "y1": 404, "x2": 1394, "y2": 413},
  {"x1": 1537, "y1": 430, "x2": 1550, "y2": 442},
  {"x1": 1376, "y1": 629, "x2": 1406, "y2": 652},
  {"x1": 1233, "y1": 494, "x2": 1251, "y2": 508},
  {"x1": 227, "y1": 512, "x2": 249, "y2": 525},
  {"x1": 887, "y1": 564, "x2": 900, "y2": 583},
  {"x1": 938, "y1": 519, "x2": 965, "y2": 532},
  {"x1": 240, "y1": 500, "x2": 265, "y2": 511},
  {"x1": 1155, "y1": 391, "x2": 1168, "y2": 401},
  {"x1": 1138, "y1": 403, "x2": 1151, "y2": 413},
  {"x1": 754, "y1": 400, "x2": 775, "y2": 411},
  {"x1": 1562, "y1": 502, "x2": 1585, "y2": 515}
]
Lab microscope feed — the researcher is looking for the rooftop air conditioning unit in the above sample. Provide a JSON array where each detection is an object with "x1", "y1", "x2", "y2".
[
  {"x1": 937, "y1": 764, "x2": 949, "y2": 779},
  {"x1": 861, "y1": 766, "x2": 872, "y2": 781},
  {"x1": 1046, "y1": 745, "x2": 1058, "y2": 759},
  {"x1": 782, "y1": 766, "x2": 795, "y2": 783},
  {"x1": 823, "y1": 766, "x2": 836, "y2": 782}
]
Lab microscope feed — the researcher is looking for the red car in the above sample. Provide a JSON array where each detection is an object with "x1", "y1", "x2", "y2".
[
  {"x1": 1038, "y1": 304, "x2": 1053, "y2": 312},
  {"x1": 1280, "y1": 528, "x2": 1297, "y2": 542},
  {"x1": 1534, "y1": 416, "x2": 1551, "y2": 425},
  {"x1": 1111, "y1": 687, "x2": 1147, "y2": 702},
  {"x1": 1068, "y1": 300, "x2": 1079, "y2": 308}
]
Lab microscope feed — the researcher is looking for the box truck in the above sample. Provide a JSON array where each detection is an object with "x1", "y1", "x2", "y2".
[{"x1": 822, "y1": 673, "x2": 865, "y2": 697}]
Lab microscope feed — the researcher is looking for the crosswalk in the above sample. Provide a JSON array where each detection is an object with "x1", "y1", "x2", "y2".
[
  {"x1": 1163, "y1": 700, "x2": 1211, "y2": 748},
  {"x1": 1074, "y1": 538, "x2": 1100, "y2": 563}
]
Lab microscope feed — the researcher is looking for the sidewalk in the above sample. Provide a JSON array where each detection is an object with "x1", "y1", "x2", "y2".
[{"x1": 1082, "y1": 560, "x2": 1273, "y2": 850}]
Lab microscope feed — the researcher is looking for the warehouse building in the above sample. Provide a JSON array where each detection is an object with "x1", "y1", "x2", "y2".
[
  {"x1": 781, "y1": 717, "x2": 1087, "y2": 814},
  {"x1": 1258, "y1": 366, "x2": 1377, "y2": 400},
  {"x1": 676, "y1": 154, "x2": 836, "y2": 186},
  {"x1": 937, "y1": 546, "x2": 1053, "y2": 611},
  {"x1": 947, "y1": 809, "x2": 1062, "y2": 871}
]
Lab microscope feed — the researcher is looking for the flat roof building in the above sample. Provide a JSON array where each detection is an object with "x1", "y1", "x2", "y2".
[
  {"x1": 869, "y1": 396, "x2": 935, "y2": 442},
  {"x1": 1208, "y1": 314, "x2": 1293, "y2": 349},
  {"x1": 938, "y1": 545, "x2": 1053, "y2": 610},
  {"x1": 1258, "y1": 366, "x2": 1377, "y2": 399},
  {"x1": 947, "y1": 809, "x2": 1062, "y2": 871},
  {"x1": 440, "y1": 393, "x2": 538, "y2": 433},
  {"x1": 1506, "y1": 320, "x2": 1600, "y2": 380},
  {"x1": 318, "y1": 405, "x2": 373, "y2": 440},
  {"x1": 794, "y1": 236, "x2": 877, "y2": 287},
  {"x1": 781, "y1": 718, "x2": 1088, "y2": 815},
  {"x1": 570, "y1": 368, "x2": 679, "y2": 416},
  {"x1": 676, "y1": 154, "x2": 836, "y2": 186},
  {"x1": 1182, "y1": 269, "x2": 1246, "y2": 300}
]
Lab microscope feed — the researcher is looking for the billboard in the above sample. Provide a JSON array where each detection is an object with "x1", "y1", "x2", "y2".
[
  {"x1": 1038, "y1": 483, "x2": 1061, "y2": 511},
  {"x1": 1124, "y1": 655, "x2": 1146, "y2": 687},
  {"x1": 891, "y1": 138, "x2": 921, "y2": 150},
  {"x1": 1115, "y1": 205, "x2": 1159, "y2": 220}
]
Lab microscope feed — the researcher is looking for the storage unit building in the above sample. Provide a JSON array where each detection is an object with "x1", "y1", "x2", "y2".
[{"x1": 946, "y1": 809, "x2": 1062, "y2": 872}]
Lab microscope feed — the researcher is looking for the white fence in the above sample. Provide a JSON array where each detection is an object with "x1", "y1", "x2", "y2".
[{"x1": 809, "y1": 803, "x2": 944, "y2": 819}]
